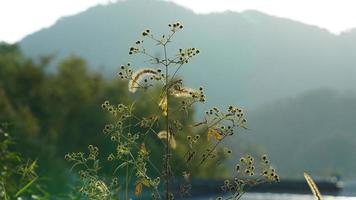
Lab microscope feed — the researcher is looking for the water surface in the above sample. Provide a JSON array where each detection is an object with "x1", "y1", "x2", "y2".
[{"x1": 190, "y1": 193, "x2": 356, "y2": 200}]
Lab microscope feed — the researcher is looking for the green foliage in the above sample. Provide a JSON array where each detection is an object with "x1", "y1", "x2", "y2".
[
  {"x1": 0, "y1": 37, "x2": 209, "y2": 195},
  {"x1": 0, "y1": 124, "x2": 48, "y2": 199},
  {"x1": 0, "y1": 43, "x2": 130, "y2": 193},
  {"x1": 65, "y1": 145, "x2": 117, "y2": 199}
]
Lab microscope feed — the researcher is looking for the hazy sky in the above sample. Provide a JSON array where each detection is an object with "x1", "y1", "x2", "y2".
[{"x1": 1, "y1": 0, "x2": 356, "y2": 43}]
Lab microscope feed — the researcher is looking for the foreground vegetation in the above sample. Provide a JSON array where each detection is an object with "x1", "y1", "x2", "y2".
[{"x1": 0, "y1": 22, "x2": 279, "y2": 199}]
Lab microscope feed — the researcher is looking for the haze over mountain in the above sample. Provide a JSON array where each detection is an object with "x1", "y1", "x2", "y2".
[
  {"x1": 20, "y1": 0, "x2": 356, "y2": 107},
  {"x1": 241, "y1": 88, "x2": 356, "y2": 178},
  {"x1": 19, "y1": 0, "x2": 356, "y2": 179}
]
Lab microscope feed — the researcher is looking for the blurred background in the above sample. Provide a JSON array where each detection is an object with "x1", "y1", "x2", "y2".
[{"x1": 1, "y1": 0, "x2": 355, "y2": 198}]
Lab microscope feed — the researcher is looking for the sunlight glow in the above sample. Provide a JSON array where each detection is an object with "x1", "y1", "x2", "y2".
[
  {"x1": 166, "y1": 0, "x2": 356, "y2": 34},
  {"x1": 1, "y1": 0, "x2": 356, "y2": 43},
  {"x1": 0, "y1": 0, "x2": 116, "y2": 43}
]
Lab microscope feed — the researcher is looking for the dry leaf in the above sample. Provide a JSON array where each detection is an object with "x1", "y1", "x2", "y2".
[{"x1": 135, "y1": 182, "x2": 142, "y2": 197}]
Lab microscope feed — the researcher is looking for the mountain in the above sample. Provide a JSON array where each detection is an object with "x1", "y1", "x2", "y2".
[
  {"x1": 240, "y1": 88, "x2": 356, "y2": 179},
  {"x1": 19, "y1": 0, "x2": 356, "y2": 178},
  {"x1": 19, "y1": 0, "x2": 356, "y2": 108}
]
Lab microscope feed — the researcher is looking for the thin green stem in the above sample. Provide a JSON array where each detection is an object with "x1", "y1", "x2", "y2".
[
  {"x1": 235, "y1": 191, "x2": 245, "y2": 200},
  {"x1": 170, "y1": 63, "x2": 184, "y2": 82},
  {"x1": 125, "y1": 155, "x2": 129, "y2": 200},
  {"x1": 164, "y1": 41, "x2": 170, "y2": 200}
]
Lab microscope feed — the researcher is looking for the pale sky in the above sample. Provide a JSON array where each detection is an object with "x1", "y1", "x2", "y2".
[{"x1": 1, "y1": 0, "x2": 356, "y2": 43}]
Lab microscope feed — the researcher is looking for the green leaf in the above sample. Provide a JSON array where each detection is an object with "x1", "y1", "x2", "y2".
[{"x1": 15, "y1": 177, "x2": 38, "y2": 197}]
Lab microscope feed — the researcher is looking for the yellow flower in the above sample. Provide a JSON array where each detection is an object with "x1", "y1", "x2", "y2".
[
  {"x1": 207, "y1": 128, "x2": 222, "y2": 141},
  {"x1": 140, "y1": 144, "x2": 148, "y2": 156},
  {"x1": 159, "y1": 96, "x2": 168, "y2": 116}
]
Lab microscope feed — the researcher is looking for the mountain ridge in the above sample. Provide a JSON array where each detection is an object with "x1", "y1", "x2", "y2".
[
  {"x1": 19, "y1": 0, "x2": 356, "y2": 107},
  {"x1": 20, "y1": 0, "x2": 354, "y2": 43}
]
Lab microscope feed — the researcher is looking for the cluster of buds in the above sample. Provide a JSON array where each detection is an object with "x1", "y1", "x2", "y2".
[
  {"x1": 80, "y1": 179, "x2": 110, "y2": 199},
  {"x1": 129, "y1": 46, "x2": 139, "y2": 55},
  {"x1": 235, "y1": 154, "x2": 280, "y2": 183},
  {"x1": 140, "y1": 115, "x2": 158, "y2": 128},
  {"x1": 216, "y1": 154, "x2": 279, "y2": 200},
  {"x1": 142, "y1": 29, "x2": 151, "y2": 36},
  {"x1": 206, "y1": 107, "x2": 221, "y2": 115},
  {"x1": 118, "y1": 63, "x2": 133, "y2": 80},
  {"x1": 128, "y1": 40, "x2": 144, "y2": 55},
  {"x1": 220, "y1": 179, "x2": 240, "y2": 193},
  {"x1": 227, "y1": 105, "x2": 247, "y2": 129},
  {"x1": 222, "y1": 175, "x2": 262, "y2": 196},
  {"x1": 239, "y1": 154, "x2": 255, "y2": 176},
  {"x1": 102, "y1": 124, "x2": 114, "y2": 134},
  {"x1": 178, "y1": 48, "x2": 200, "y2": 64},
  {"x1": 186, "y1": 134, "x2": 201, "y2": 146},
  {"x1": 228, "y1": 105, "x2": 243, "y2": 116},
  {"x1": 168, "y1": 21, "x2": 183, "y2": 32},
  {"x1": 181, "y1": 86, "x2": 205, "y2": 103},
  {"x1": 101, "y1": 100, "x2": 129, "y2": 119},
  {"x1": 64, "y1": 145, "x2": 99, "y2": 162},
  {"x1": 260, "y1": 154, "x2": 280, "y2": 182},
  {"x1": 205, "y1": 106, "x2": 243, "y2": 140},
  {"x1": 64, "y1": 152, "x2": 84, "y2": 162},
  {"x1": 107, "y1": 153, "x2": 115, "y2": 161},
  {"x1": 195, "y1": 87, "x2": 205, "y2": 102},
  {"x1": 116, "y1": 144, "x2": 130, "y2": 158},
  {"x1": 87, "y1": 145, "x2": 99, "y2": 160}
]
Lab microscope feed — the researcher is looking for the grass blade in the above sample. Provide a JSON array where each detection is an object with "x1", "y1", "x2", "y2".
[
  {"x1": 15, "y1": 177, "x2": 38, "y2": 197},
  {"x1": 304, "y1": 172, "x2": 322, "y2": 200}
]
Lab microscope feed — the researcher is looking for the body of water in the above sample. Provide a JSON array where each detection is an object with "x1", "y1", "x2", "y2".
[
  {"x1": 188, "y1": 180, "x2": 356, "y2": 200},
  {"x1": 191, "y1": 193, "x2": 356, "y2": 200},
  {"x1": 235, "y1": 193, "x2": 356, "y2": 200}
]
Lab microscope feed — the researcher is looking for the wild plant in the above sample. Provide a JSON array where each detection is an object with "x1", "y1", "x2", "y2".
[
  {"x1": 216, "y1": 154, "x2": 279, "y2": 199},
  {"x1": 66, "y1": 21, "x2": 279, "y2": 200},
  {"x1": 0, "y1": 124, "x2": 48, "y2": 199}
]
